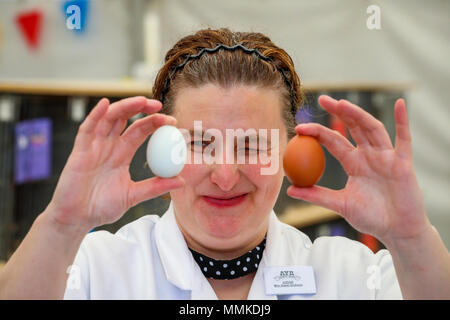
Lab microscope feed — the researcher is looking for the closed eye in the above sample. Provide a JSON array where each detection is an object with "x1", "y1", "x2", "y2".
[{"x1": 190, "y1": 140, "x2": 209, "y2": 151}]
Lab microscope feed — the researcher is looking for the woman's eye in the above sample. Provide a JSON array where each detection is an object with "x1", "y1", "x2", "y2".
[
  {"x1": 236, "y1": 148, "x2": 261, "y2": 158},
  {"x1": 189, "y1": 141, "x2": 268, "y2": 154},
  {"x1": 238, "y1": 147, "x2": 258, "y2": 152},
  {"x1": 190, "y1": 140, "x2": 208, "y2": 151},
  {"x1": 237, "y1": 144, "x2": 265, "y2": 152}
]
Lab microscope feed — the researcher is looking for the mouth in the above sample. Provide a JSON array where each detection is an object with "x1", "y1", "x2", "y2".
[{"x1": 202, "y1": 193, "x2": 249, "y2": 208}]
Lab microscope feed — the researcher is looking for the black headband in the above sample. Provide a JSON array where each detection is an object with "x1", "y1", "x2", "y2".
[{"x1": 159, "y1": 43, "x2": 297, "y2": 115}]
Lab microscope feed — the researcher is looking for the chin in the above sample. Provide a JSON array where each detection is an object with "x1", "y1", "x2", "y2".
[
  {"x1": 197, "y1": 206, "x2": 248, "y2": 240},
  {"x1": 208, "y1": 214, "x2": 243, "y2": 238}
]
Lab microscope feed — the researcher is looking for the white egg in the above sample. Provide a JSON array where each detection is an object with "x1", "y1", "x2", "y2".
[{"x1": 146, "y1": 125, "x2": 187, "y2": 178}]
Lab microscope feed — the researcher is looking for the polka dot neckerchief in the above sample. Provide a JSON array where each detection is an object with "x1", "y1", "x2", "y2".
[{"x1": 189, "y1": 237, "x2": 266, "y2": 280}]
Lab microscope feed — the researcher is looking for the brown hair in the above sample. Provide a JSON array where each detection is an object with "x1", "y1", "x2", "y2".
[{"x1": 152, "y1": 27, "x2": 304, "y2": 139}]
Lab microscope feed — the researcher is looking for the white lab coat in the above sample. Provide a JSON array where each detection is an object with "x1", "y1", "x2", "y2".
[{"x1": 64, "y1": 201, "x2": 402, "y2": 300}]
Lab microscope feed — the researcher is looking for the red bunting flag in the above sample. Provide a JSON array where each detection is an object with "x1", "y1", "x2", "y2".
[
  {"x1": 15, "y1": 9, "x2": 43, "y2": 50},
  {"x1": 359, "y1": 233, "x2": 380, "y2": 253},
  {"x1": 329, "y1": 114, "x2": 348, "y2": 138}
]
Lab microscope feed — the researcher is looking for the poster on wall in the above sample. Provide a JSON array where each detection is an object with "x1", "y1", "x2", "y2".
[
  {"x1": 14, "y1": 118, "x2": 52, "y2": 184},
  {"x1": 296, "y1": 104, "x2": 314, "y2": 124}
]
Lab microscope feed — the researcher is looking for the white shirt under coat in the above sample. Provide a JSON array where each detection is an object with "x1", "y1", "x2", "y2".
[{"x1": 63, "y1": 202, "x2": 402, "y2": 300}]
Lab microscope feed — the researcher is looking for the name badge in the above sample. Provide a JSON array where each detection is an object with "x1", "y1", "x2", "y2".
[{"x1": 264, "y1": 266, "x2": 316, "y2": 295}]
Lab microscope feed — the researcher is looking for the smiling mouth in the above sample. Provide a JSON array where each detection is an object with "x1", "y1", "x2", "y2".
[{"x1": 202, "y1": 193, "x2": 248, "y2": 208}]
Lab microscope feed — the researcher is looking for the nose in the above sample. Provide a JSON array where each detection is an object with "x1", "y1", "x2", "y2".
[{"x1": 210, "y1": 163, "x2": 240, "y2": 192}]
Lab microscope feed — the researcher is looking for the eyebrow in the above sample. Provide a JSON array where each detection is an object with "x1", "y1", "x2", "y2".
[{"x1": 188, "y1": 129, "x2": 271, "y2": 144}]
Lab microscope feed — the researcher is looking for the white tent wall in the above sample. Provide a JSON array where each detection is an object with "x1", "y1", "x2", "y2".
[
  {"x1": 156, "y1": 0, "x2": 450, "y2": 248},
  {"x1": 0, "y1": 0, "x2": 132, "y2": 79}
]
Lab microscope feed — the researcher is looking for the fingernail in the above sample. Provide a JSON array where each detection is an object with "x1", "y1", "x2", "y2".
[
  {"x1": 295, "y1": 123, "x2": 308, "y2": 130},
  {"x1": 147, "y1": 98, "x2": 162, "y2": 107},
  {"x1": 167, "y1": 116, "x2": 177, "y2": 124},
  {"x1": 322, "y1": 95, "x2": 337, "y2": 102}
]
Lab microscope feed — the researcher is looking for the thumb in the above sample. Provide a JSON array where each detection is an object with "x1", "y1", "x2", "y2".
[
  {"x1": 286, "y1": 185, "x2": 345, "y2": 216},
  {"x1": 129, "y1": 176, "x2": 185, "y2": 207}
]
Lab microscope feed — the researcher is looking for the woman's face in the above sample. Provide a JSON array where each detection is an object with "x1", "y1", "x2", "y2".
[{"x1": 170, "y1": 84, "x2": 288, "y2": 257}]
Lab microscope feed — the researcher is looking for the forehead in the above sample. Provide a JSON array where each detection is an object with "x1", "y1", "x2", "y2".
[{"x1": 172, "y1": 84, "x2": 284, "y2": 130}]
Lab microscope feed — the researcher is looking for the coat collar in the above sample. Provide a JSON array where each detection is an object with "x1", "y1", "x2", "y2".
[
  {"x1": 154, "y1": 201, "x2": 217, "y2": 298},
  {"x1": 247, "y1": 209, "x2": 284, "y2": 300},
  {"x1": 154, "y1": 201, "x2": 303, "y2": 300},
  {"x1": 154, "y1": 201, "x2": 196, "y2": 291}
]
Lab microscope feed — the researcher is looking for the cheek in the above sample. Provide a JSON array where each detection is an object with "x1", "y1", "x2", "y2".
[
  {"x1": 170, "y1": 163, "x2": 205, "y2": 200},
  {"x1": 179, "y1": 163, "x2": 204, "y2": 183},
  {"x1": 248, "y1": 145, "x2": 286, "y2": 179},
  {"x1": 174, "y1": 162, "x2": 217, "y2": 197},
  {"x1": 241, "y1": 164, "x2": 264, "y2": 182},
  {"x1": 242, "y1": 163, "x2": 284, "y2": 197}
]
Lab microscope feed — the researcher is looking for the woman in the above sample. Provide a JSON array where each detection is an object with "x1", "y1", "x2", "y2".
[{"x1": 0, "y1": 28, "x2": 448, "y2": 300}]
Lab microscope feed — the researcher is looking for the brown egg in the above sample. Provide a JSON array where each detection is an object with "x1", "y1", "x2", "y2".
[{"x1": 283, "y1": 135, "x2": 325, "y2": 187}]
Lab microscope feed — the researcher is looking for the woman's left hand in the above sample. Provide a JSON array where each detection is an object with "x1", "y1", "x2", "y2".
[{"x1": 287, "y1": 95, "x2": 431, "y2": 244}]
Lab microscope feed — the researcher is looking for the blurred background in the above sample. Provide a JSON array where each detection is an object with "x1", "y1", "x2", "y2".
[{"x1": 0, "y1": 0, "x2": 449, "y2": 264}]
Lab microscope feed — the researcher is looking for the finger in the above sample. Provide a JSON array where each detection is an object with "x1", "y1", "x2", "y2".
[
  {"x1": 318, "y1": 95, "x2": 370, "y2": 147},
  {"x1": 295, "y1": 122, "x2": 355, "y2": 172},
  {"x1": 74, "y1": 98, "x2": 110, "y2": 150},
  {"x1": 286, "y1": 185, "x2": 345, "y2": 216},
  {"x1": 96, "y1": 97, "x2": 162, "y2": 138},
  {"x1": 128, "y1": 176, "x2": 185, "y2": 208},
  {"x1": 105, "y1": 97, "x2": 162, "y2": 138},
  {"x1": 109, "y1": 118, "x2": 128, "y2": 137},
  {"x1": 394, "y1": 98, "x2": 412, "y2": 160},
  {"x1": 120, "y1": 114, "x2": 177, "y2": 163},
  {"x1": 336, "y1": 99, "x2": 393, "y2": 149}
]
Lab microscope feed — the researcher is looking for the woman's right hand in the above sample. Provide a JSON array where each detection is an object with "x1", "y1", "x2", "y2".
[{"x1": 44, "y1": 96, "x2": 184, "y2": 232}]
